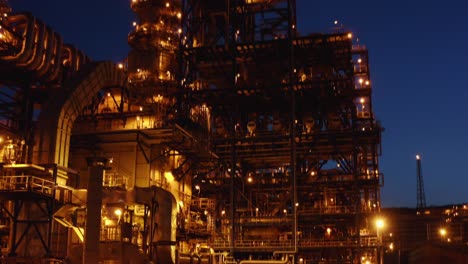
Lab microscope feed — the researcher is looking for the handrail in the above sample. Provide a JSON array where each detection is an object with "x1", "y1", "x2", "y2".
[
  {"x1": 0, "y1": 175, "x2": 72, "y2": 203},
  {"x1": 298, "y1": 205, "x2": 355, "y2": 215},
  {"x1": 212, "y1": 237, "x2": 378, "y2": 249}
]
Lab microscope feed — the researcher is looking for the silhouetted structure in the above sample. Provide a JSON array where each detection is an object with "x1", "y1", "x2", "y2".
[{"x1": 416, "y1": 155, "x2": 426, "y2": 209}]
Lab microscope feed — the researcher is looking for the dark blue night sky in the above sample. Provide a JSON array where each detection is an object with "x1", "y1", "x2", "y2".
[{"x1": 9, "y1": 0, "x2": 468, "y2": 207}]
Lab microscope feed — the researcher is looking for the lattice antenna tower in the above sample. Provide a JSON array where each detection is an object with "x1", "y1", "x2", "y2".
[{"x1": 416, "y1": 154, "x2": 426, "y2": 209}]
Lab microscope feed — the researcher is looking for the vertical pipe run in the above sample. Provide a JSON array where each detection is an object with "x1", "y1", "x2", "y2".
[
  {"x1": 230, "y1": 142, "x2": 236, "y2": 256},
  {"x1": 83, "y1": 157, "x2": 107, "y2": 264},
  {"x1": 229, "y1": 0, "x2": 237, "y2": 256},
  {"x1": 46, "y1": 165, "x2": 58, "y2": 257},
  {"x1": 287, "y1": 0, "x2": 298, "y2": 253}
]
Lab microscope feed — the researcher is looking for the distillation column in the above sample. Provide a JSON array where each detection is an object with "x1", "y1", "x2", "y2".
[{"x1": 127, "y1": 0, "x2": 182, "y2": 119}]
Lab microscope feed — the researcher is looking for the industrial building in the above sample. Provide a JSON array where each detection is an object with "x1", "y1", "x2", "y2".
[
  {"x1": 0, "y1": 0, "x2": 383, "y2": 263},
  {"x1": 381, "y1": 205, "x2": 468, "y2": 264}
]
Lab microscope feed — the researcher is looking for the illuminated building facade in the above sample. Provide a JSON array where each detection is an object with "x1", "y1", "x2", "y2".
[{"x1": 0, "y1": 0, "x2": 382, "y2": 263}]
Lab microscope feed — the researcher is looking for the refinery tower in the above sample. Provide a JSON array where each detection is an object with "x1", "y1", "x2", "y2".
[{"x1": 0, "y1": 0, "x2": 382, "y2": 263}]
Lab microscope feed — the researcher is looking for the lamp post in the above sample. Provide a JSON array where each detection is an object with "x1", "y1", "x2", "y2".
[
  {"x1": 439, "y1": 228, "x2": 447, "y2": 242},
  {"x1": 375, "y1": 218, "x2": 385, "y2": 264}
]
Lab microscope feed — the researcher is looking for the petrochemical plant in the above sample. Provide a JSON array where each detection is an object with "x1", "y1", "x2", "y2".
[{"x1": 0, "y1": 0, "x2": 384, "y2": 263}]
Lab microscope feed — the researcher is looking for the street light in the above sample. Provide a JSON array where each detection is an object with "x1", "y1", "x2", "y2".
[
  {"x1": 375, "y1": 218, "x2": 386, "y2": 264},
  {"x1": 375, "y1": 218, "x2": 385, "y2": 230},
  {"x1": 439, "y1": 228, "x2": 447, "y2": 242}
]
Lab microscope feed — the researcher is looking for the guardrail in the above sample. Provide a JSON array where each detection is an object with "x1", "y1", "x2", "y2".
[
  {"x1": 0, "y1": 175, "x2": 72, "y2": 203},
  {"x1": 212, "y1": 237, "x2": 378, "y2": 249},
  {"x1": 299, "y1": 206, "x2": 355, "y2": 215}
]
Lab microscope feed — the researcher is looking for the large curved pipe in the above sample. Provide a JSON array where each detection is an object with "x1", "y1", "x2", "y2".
[
  {"x1": 2, "y1": 12, "x2": 36, "y2": 63},
  {"x1": 0, "y1": 12, "x2": 90, "y2": 83},
  {"x1": 28, "y1": 25, "x2": 54, "y2": 72},
  {"x1": 62, "y1": 44, "x2": 90, "y2": 74},
  {"x1": 36, "y1": 29, "x2": 61, "y2": 78},
  {"x1": 42, "y1": 33, "x2": 63, "y2": 81},
  {"x1": 17, "y1": 19, "x2": 47, "y2": 69}
]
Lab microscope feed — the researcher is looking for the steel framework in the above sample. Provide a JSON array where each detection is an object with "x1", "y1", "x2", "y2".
[{"x1": 0, "y1": 1, "x2": 382, "y2": 263}]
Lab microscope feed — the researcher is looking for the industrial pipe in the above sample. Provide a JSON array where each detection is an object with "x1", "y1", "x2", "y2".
[
  {"x1": 1, "y1": 12, "x2": 35, "y2": 63},
  {"x1": 0, "y1": 12, "x2": 89, "y2": 83},
  {"x1": 83, "y1": 157, "x2": 108, "y2": 264},
  {"x1": 135, "y1": 186, "x2": 178, "y2": 264}
]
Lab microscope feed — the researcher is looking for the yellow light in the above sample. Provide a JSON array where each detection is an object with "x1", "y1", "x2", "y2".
[
  {"x1": 365, "y1": 80, "x2": 370, "y2": 86},
  {"x1": 326, "y1": 227, "x2": 331, "y2": 235},
  {"x1": 166, "y1": 2, "x2": 170, "y2": 7},
  {"x1": 375, "y1": 218, "x2": 385, "y2": 229},
  {"x1": 334, "y1": 20, "x2": 338, "y2": 25},
  {"x1": 115, "y1": 209, "x2": 122, "y2": 216},
  {"x1": 357, "y1": 58, "x2": 362, "y2": 63},
  {"x1": 359, "y1": 78, "x2": 364, "y2": 84},
  {"x1": 347, "y1": 33, "x2": 352, "y2": 39},
  {"x1": 295, "y1": 202, "x2": 299, "y2": 207},
  {"x1": 177, "y1": 12, "x2": 182, "y2": 19},
  {"x1": 439, "y1": 228, "x2": 447, "y2": 237},
  {"x1": 132, "y1": 21, "x2": 137, "y2": 27},
  {"x1": 195, "y1": 184, "x2": 200, "y2": 190},
  {"x1": 178, "y1": 28, "x2": 182, "y2": 34},
  {"x1": 221, "y1": 210, "x2": 225, "y2": 215},
  {"x1": 247, "y1": 176, "x2": 253, "y2": 183},
  {"x1": 416, "y1": 154, "x2": 420, "y2": 160},
  {"x1": 360, "y1": 98, "x2": 365, "y2": 104},
  {"x1": 118, "y1": 63, "x2": 123, "y2": 69},
  {"x1": 0, "y1": 33, "x2": 3, "y2": 39}
]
